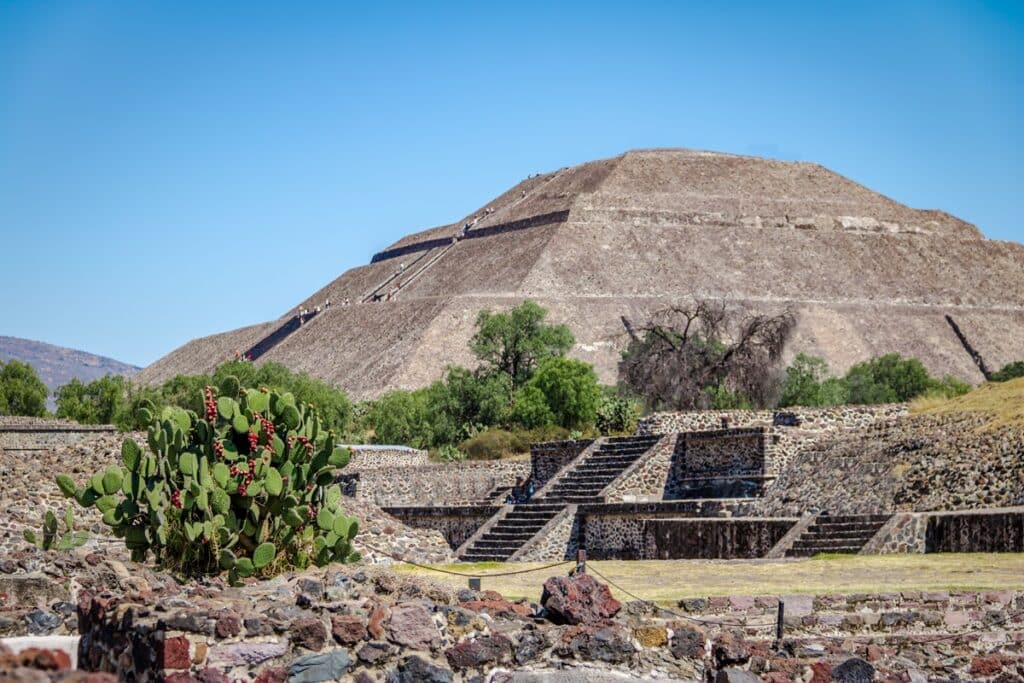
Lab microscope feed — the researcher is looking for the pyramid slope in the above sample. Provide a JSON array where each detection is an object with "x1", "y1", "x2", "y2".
[{"x1": 140, "y1": 149, "x2": 1024, "y2": 398}]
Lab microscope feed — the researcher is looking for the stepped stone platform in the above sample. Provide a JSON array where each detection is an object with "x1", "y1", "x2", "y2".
[{"x1": 137, "y1": 148, "x2": 1024, "y2": 399}]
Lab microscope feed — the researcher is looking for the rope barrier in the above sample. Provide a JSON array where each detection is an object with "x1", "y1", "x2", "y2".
[
  {"x1": 785, "y1": 607, "x2": 1024, "y2": 644},
  {"x1": 586, "y1": 563, "x2": 776, "y2": 628},
  {"x1": 358, "y1": 541, "x2": 573, "y2": 578}
]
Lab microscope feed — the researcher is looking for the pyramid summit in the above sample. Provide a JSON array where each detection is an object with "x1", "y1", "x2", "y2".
[{"x1": 138, "y1": 148, "x2": 1024, "y2": 398}]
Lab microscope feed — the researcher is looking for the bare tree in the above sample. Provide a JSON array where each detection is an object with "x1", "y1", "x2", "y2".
[{"x1": 619, "y1": 301, "x2": 796, "y2": 411}]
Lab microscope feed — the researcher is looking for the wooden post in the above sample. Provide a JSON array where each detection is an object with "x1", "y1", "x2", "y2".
[
  {"x1": 468, "y1": 577, "x2": 481, "y2": 592},
  {"x1": 576, "y1": 549, "x2": 587, "y2": 575},
  {"x1": 775, "y1": 599, "x2": 785, "y2": 642}
]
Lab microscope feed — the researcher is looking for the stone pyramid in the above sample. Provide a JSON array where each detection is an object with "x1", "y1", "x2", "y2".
[{"x1": 138, "y1": 149, "x2": 1024, "y2": 398}]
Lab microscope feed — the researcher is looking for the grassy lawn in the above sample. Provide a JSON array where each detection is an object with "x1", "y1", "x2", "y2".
[{"x1": 393, "y1": 553, "x2": 1024, "y2": 603}]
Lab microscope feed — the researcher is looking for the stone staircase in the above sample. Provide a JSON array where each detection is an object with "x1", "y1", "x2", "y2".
[
  {"x1": 540, "y1": 435, "x2": 660, "y2": 504},
  {"x1": 785, "y1": 514, "x2": 890, "y2": 557},
  {"x1": 460, "y1": 504, "x2": 564, "y2": 562}
]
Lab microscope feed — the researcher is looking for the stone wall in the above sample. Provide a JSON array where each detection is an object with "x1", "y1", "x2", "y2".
[
  {"x1": 354, "y1": 460, "x2": 530, "y2": 507},
  {"x1": 637, "y1": 404, "x2": 907, "y2": 435},
  {"x1": 529, "y1": 440, "x2": 593, "y2": 488},
  {"x1": 926, "y1": 508, "x2": 1024, "y2": 553},
  {"x1": 382, "y1": 507, "x2": 498, "y2": 550},
  {"x1": 0, "y1": 423, "x2": 115, "y2": 452},
  {"x1": 600, "y1": 435, "x2": 674, "y2": 502},
  {"x1": 641, "y1": 518, "x2": 796, "y2": 560},
  {"x1": 513, "y1": 507, "x2": 581, "y2": 562},
  {"x1": 577, "y1": 501, "x2": 754, "y2": 560},
  {"x1": 343, "y1": 445, "x2": 429, "y2": 470}
]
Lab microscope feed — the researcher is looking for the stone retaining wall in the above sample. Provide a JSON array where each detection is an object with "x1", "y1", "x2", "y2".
[
  {"x1": 869, "y1": 507, "x2": 1024, "y2": 554},
  {"x1": 0, "y1": 424, "x2": 115, "y2": 452},
  {"x1": 354, "y1": 461, "x2": 530, "y2": 506},
  {"x1": 637, "y1": 404, "x2": 907, "y2": 435},
  {"x1": 343, "y1": 446, "x2": 429, "y2": 470},
  {"x1": 382, "y1": 507, "x2": 499, "y2": 550},
  {"x1": 529, "y1": 440, "x2": 593, "y2": 488},
  {"x1": 641, "y1": 518, "x2": 796, "y2": 560}
]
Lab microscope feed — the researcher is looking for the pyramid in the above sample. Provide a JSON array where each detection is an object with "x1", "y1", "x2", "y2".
[{"x1": 138, "y1": 149, "x2": 1024, "y2": 399}]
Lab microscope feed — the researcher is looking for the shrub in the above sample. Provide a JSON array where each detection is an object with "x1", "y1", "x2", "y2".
[
  {"x1": 595, "y1": 389, "x2": 641, "y2": 435},
  {"x1": 433, "y1": 444, "x2": 467, "y2": 462},
  {"x1": 992, "y1": 361, "x2": 1024, "y2": 383},
  {"x1": 844, "y1": 354, "x2": 935, "y2": 404},
  {"x1": 458, "y1": 429, "x2": 529, "y2": 460},
  {"x1": 57, "y1": 380, "x2": 359, "y2": 580}
]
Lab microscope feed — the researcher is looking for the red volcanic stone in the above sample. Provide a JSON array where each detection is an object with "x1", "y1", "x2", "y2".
[
  {"x1": 214, "y1": 612, "x2": 241, "y2": 639},
  {"x1": 289, "y1": 616, "x2": 328, "y2": 651},
  {"x1": 459, "y1": 600, "x2": 532, "y2": 620},
  {"x1": 367, "y1": 604, "x2": 389, "y2": 640},
  {"x1": 160, "y1": 636, "x2": 191, "y2": 670},
  {"x1": 331, "y1": 614, "x2": 368, "y2": 645},
  {"x1": 970, "y1": 655, "x2": 1003, "y2": 677},
  {"x1": 253, "y1": 667, "x2": 287, "y2": 683},
  {"x1": 165, "y1": 673, "x2": 198, "y2": 683},
  {"x1": 810, "y1": 660, "x2": 832, "y2": 683},
  {"x1": 541, "y1": 574, "x2": 622, "y2": 625},
  {"x1": 445, "y1": 634, "x2": 513, "y2": 670}
]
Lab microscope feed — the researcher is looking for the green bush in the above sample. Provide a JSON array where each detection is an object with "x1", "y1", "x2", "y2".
[
  {"x1": 595, "y1": 389, "x2": 641, "y2": 435},
  {"x1": 432, "y1": 444, "x2": 467, "y2": 462},
  {"x1": 57, "y1": 382, "x2": 359, "y2": 580},
  {"x1": 523, "y1": 357, "x2": 601, "y2": 429},
  {"x1": 991, "y1": 361, "x2": 1024, "y2": 383},
  {"x1": 458, "y1": 429, "x2": 529, "y2": 460},
  {"x1": 0, "y1": 360, "x2": 48, "y2": 417}
]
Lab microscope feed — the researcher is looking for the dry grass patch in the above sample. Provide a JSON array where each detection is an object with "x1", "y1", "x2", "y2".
[
  {"x1": 911, "y1": 377, "x2": 1024, "y2": 430},
  {"x1": 394, "y1": 554, "x2": 1024, "y2": 603}
]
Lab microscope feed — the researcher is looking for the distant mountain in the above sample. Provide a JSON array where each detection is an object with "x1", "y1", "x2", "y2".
[{"x1": 0, "y1": 336, "x2": 140, "y2": 407}]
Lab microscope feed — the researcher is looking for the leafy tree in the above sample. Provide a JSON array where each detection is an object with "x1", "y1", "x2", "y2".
[
  {"x1": 0, "y1": 360, "x2": 48, "y2": 417},
  {"x1": 844, "y1": 354, "x2": 935, "y2": 404},
  {"x1": 779, "y1": 354, "x2": 831, "y2": 407},
  {"x1": 991, "y1": 361, "x2": 1024, "y2": 383},
  {"x1": 470, "y1": 300, "x2": 574, "y2": 390},
  {"x1": 55, "y1": 375, "x2": 127, "y2": 424},
  {"x1": 524, "y1": 357, "x2": 601, "y2": 429},
  {"x1": 367, "y1": 389, "x2": 434, "y2": 448},
  {"x1": 510, "y1": 384, "x2": 556, "y2": 428},
  {"x1": 426, "y1": 368, "x2": 511, "y2": 445},
  {"x1": 620, "y1": 302, "x2": 795, "y2": 411}
]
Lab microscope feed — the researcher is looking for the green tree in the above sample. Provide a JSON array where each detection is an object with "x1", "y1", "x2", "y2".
[
  {"x1": 55, "y1": 375, "x2": 127, "y2": 424},
  {"x1": 470, "y1": 300, "x2": 574, "y2": 390},
  {"x1": 524, "y1": 357, "x2": 601, "y2": 429},
  {"x1": 843, "y1": 354, "x2": 936, "y2": 404},
  {"x1": 0, "y1": 360, "x2": 48, "y2": 417},
  {"x1": 510, "y1": 384, "x2": 556, "y2": 428},
  {"x1": 367, "y1": 389, "x2": 434, "y2": 448},
  {"x1": 426, "y1": 368, "x2": 511, "y2": 444}
]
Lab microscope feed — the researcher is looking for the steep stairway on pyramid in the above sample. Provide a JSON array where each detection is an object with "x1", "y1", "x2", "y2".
[
  {"x1": 785, "y1": 514, "x2": 891, "y2": 557},
  {"x1": 459, "y1": 503, "x2": 565, "y2": 562},
  {"x1": 539, "y1": 435, "x2": 661, "y2": 504}
]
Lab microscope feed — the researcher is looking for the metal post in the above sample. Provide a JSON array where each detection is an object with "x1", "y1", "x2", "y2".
[
  {"x1": 468, "y1": 577, "x2": 481, "y2": 592},
  {"x1": 576, "y1": 549, "x2": 587, "y2": 575},
  {"x1": 775, "y1": 599, "x2": 785, "y2": 642}
]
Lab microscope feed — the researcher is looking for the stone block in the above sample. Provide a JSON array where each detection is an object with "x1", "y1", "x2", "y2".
[{"x1": 160, "y1": 636, "x2": 191, "y2": 670}]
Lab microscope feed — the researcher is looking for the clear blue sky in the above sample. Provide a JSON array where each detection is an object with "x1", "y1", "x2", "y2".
[{"x1": 1, "y1": 1, "x2": 1021, "y2": 367}]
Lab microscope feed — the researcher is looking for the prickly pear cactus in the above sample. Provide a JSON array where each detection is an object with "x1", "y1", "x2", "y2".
[
  {"x1": 57, "y1": 379, "x2": 359, "y2": 581},
  {"x1": 24, "y1": 507, "x2": 89, "y2": 552}
]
